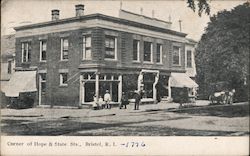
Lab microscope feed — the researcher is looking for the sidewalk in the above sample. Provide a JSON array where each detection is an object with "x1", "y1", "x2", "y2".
[{"x1": 1, "y1": 100, "x2": 210, "y2": 119}]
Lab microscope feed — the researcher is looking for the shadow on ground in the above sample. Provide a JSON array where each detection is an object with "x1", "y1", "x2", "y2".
[
  {"x1": 1, "y1": 118, "x2": 163, "y2": 136},
  {"x1": 71, "y1": 126, "x2": 249, "y2": 136},
  {"x1": 2, "y1": 116, "x2": 248, "y2": 136}
]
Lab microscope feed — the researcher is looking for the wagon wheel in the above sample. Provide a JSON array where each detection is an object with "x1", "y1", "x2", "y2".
[{"x1": 221, "y1": 94, "x2": 227, "y2": 105}]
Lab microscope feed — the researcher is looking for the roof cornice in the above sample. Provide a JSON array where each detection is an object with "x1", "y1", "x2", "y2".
[{"x1": 14, "y1": 13, "x2": 187, "y2": 37}]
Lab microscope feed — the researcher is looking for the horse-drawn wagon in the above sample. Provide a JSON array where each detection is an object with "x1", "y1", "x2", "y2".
[{"x1": 208, "y1": 82, "x2": 235, "y2": 105}]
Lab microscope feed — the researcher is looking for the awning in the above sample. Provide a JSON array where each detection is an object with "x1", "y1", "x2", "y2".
[
  {"x1": 1, "y1": 71, "x2": 37, "y2": 97},
  {"x1": 169, "y1": 73, "x2": 198, "y2": 88}
]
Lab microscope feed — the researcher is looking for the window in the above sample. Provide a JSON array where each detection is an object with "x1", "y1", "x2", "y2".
[
  {"x1": 143, "y1": 41, "x2": 152, "y2": 62},
  {"x1": 83, "y1": 35, "x2": 92, "y2": 60},
  {"x1": 7, "y1": 60, "x2": 12, "y2": 74},
  {"x1": 40, "y1": 73, "x2": 46, "y2": 93},
  {"x1": 186, "y1": 50, "x2": 192, "y2": 68},
  {"x1": 105, "y1": 36, "x2": 117, "y2": 60},
  {"x1": 156, "y1": 44, "x2": 162, "y2": 63},
  {"x1": 40, "y1": 40, "x2": 47, "y2": 61},
  {"x1": 133, "y1": 40, "x2": 140, "y2": 61},
  {"x1": 61, "y1": 38, "x2": 69, "y2": 60},
  {"x1": 21, "y1": 42, "x2": 31, "y2": 62},
  {"x1": 60, "y1": 73, "x2": 68, "y2": 86},
  {"x1": 173, "y1": 46, "x2": 181, "y2": 65}
]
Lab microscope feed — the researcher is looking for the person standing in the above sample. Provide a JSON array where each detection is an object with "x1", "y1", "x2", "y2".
[
  {"x1": 134, "y1": 90, "x2": 142, "y2": 110},
  {"x1": 99, "y1": 96, "x2": 104, "y2": 109},
  {"x1": 92, "y1": 94, "x2": 99, "y2": 110},
  {"x1": 104, "y1": 90, "x2": 111, "y2": 109},
  {"x1": 120, "y1": 92, "x2": 129, "y2": 109}
]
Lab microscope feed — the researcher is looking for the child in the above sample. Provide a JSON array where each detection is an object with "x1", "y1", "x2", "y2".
[
  {"x1": 92, "y1": 94, "x2": 99, "y2": 110},
  {"x1": 99, "y1": 96, "x2": 104, "y2": 109}
]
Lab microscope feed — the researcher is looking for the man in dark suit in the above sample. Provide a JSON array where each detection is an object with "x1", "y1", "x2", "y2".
[{"x1": 134, "y1": 90, "x2": 143, "y2": 110}]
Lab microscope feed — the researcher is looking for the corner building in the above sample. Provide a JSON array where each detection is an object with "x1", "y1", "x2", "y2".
[{"x1": 7, "y1": 5, "x2": 198, "y2": 107}]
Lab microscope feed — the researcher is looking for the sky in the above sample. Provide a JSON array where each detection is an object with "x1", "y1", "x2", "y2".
[{"x1": 1, "y1": 0, "x2": 246, "y2": 41}]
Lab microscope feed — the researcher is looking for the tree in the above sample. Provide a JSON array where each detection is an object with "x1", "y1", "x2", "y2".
[
  {"x1": 195, "y1": 2, "x2": 250, "y2": 101},
  {"x1": 187, "y1": 0, "x2": 210, "y2": 16}
]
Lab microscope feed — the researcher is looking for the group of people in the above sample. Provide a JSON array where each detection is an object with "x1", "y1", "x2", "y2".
[
  {"x1": 92, "y1": 89, "x2": 144, "y2": 110},
  {"x1": 93, "y1": 90, "x2": 112, "y2": 110}
]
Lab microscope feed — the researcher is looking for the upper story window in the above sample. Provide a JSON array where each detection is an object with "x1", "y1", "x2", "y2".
[
  {"x1": 173, "y1": 46, "x2": 181, "y2": 65},
  {"x1": 186, "y1": 50, "x2": 192, "y2": 68},
  {"x1": 105, "y1": 36, "x2": 117, "y2": 60},
  {"x1": 156, "y1": 44, "x2": 162, "y2": 64},
  {"x1": 61, "y1": 38, "x2": 69, "y2": 60},
  {"x1": 60, "y1": 72, "x2": 68, "y2": 86},
  {"x1": 133, "y1": 40, "x2": 140, "y2": 62},
  {"x1": 40, "y1": 40, "x2": 47, "y2": 62},
  {"x1": 21, "y1": 42, "x2": 31, "y2": 63},
  {"x1": 83, "y1": 35, "x2": 92, "y2": 60},
  {"x1": 143, "y1": 41, "x2": 153, "y2": 63}
]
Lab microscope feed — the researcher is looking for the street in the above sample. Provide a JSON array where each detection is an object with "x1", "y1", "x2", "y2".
[{"x1": 1, "y1": 100, "x2": 249, "y2": 136}]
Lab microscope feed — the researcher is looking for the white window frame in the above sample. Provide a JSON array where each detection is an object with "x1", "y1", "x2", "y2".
[
  {"x1": 156, "y1": 44, "x2": 163, "y2": 64},
  {"x1": 39, "y1": 40, "x2": 47, "y2": 62},
  {"x1": 173, "y1": 46, "x2": 181, "y2": 66},
  {"x1": 133, "y1": 40, "x2": 140, "y2": 62},
  {"x1": 143, "y1": 41, "x2": 153, "y2": 63},
  {"x1": 60, "y1": 38, "x2": 69, "y2": 61},
  {"x1": 60, "y1": 73, "x2": 68, "y2": 86},
  {"x1": 104, "y1": 36, "x2": 117, "y2": 61},
  {"x1": 82, "y1": 35, "x2": 92, "y2": 60},
  {"x1": 21, "y1": 42, "x2": 30, "y2": 63}
]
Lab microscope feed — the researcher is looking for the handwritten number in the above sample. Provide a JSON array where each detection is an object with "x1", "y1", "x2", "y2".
[{"x1": 121, "y1": 142, "x2": 145, "y2": 148}]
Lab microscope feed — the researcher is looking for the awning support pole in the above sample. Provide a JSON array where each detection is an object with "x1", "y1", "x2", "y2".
[
  {"x1": 95, "y1": 73, "x2": 99, "y2": 102},
  {"x1": 118, "y1": 75, "x2": 122, "y2": 103},
  {"x1": 79, "y1": 74, "x2": 83, "y2": 107},
  {"x1": 153, "y1": 72, "x2": 159, "y2": 101},
  {"x1": 168, "y1": 77, "x2": 172, "y2": 99}
]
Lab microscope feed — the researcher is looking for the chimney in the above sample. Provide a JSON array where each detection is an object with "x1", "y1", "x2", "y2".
[
  {"x1": 178, "y1": 20, "x2": 182, "y2": 32},
  {"x1": 152, "y1": 10, "x2": 155, "y2": 18},
  {"x1": 51, "y1": 9, "x2": 60, "y2": 21},
  {"x1": 75, "y1": 4, "x2": 84, "y2": 17},
  {"x1": 140, "y1": 8, "x2": 143, "y2": 15}
]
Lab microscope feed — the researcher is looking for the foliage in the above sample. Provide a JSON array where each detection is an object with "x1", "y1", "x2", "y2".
[
  {"x1": 187, "y1": 0, "x2": 210, "y2": 16},
  {"x1": 195, "y1": 3, "x2": 250, "y2": 101}
]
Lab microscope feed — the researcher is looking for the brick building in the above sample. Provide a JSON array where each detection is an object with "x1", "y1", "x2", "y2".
[{"x1": 3, "y1": 4, "x2": 198, "y2": 107}]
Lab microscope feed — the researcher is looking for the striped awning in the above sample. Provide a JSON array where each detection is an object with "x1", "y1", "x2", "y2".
[{"x1": 170, "y1": 73, "x2": 198, "y2": 88}]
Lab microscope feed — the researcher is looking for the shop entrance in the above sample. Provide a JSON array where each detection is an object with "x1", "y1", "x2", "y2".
[{"x1": 99, "y1": 81, "x2": 118, "y2": 102}]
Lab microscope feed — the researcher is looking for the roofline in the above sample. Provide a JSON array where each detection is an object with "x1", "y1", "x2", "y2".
[
  {"x1": 119, "y1": 9, "x2": 172, "y2": 25},
  {"x1": 186, "y1": 38, "x2": 198, "y2": 45},
  {"x1": 14, "y1": 13, "x2": 186, "y2": 37}
]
